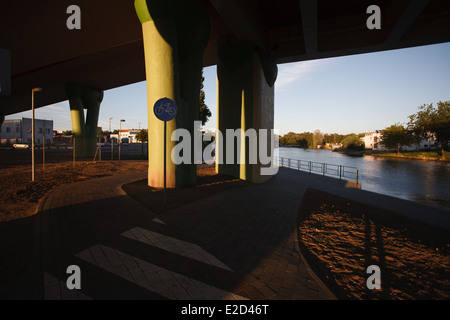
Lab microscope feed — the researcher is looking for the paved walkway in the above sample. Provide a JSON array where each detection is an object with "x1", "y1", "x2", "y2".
[{"x1": 1, "y1": 167, "x2": 449, "y2": 300}]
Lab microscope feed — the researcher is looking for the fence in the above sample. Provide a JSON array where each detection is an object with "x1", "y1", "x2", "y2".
[{"x1": 274, "y1": 156, "x2": 359, "y2": 185}]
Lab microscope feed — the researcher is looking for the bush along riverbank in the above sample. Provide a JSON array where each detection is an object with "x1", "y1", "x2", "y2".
[
  {"x1": 333, "y1": 149, "x2": 450, "y2": 162},
  {"x1": 371, "y1": 150, "x2": 450, "y2": 162}
]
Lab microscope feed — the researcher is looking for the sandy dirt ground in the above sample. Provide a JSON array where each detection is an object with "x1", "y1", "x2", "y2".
[
  {"x1": 297, "y1": 189, "x2": 450, "y2": 300},
  {"x1": 0, "y1": 152, "x2": 148, "y2": 222}
]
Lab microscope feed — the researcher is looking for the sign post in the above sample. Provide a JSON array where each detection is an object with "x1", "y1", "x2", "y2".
[{"x1": 153, "y1": 97, "x2": 178, "y2": 207}]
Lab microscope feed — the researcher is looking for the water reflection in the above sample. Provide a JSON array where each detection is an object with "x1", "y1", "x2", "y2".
[{"x1": 277, "y1": 147, "x2": 450, "y2": 209}]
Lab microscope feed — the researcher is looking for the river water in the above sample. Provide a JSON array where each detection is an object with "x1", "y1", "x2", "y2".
[{"x1": 276, "y1": 147, "x2": 450, "y2": 210}]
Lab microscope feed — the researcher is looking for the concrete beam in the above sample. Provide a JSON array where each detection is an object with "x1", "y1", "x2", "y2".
[
  {"x1": 207, "y1": 0, "x2": 269, "y2": 51},
  {"x1": 386, "y1": 0, "x2": 431, "y2": 43},
  {"x1": 299, "y1": 0, "x2": 318, "y2": 54}
]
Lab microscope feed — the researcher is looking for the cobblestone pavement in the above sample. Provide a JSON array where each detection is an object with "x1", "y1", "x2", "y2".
[{"x1": 1, "y1": 168, "x2": 338, "y2": 300}]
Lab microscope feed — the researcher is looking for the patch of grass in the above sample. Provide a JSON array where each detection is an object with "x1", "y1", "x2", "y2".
[{"x1": 377, "y1": 150, "x2": 449, "y2": 161}]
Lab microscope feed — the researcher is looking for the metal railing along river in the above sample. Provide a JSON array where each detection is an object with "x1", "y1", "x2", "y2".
[{"x1": 274, "y1": 156, "x2": 359, "y2": 185}]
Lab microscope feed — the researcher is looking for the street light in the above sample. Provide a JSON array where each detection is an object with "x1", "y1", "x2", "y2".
[
  {"x1": 109, "y1": 117, "x2": 113, "y2": 160},
  {"x1": 119, "y1": 119, "x2": 125, "y2": 160},
  {"x1": 31, "y1": 87, "x2": 43, "y2": 182}
]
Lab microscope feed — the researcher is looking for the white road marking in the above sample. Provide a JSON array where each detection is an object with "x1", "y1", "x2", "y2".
[
  {"x1": 152, "y1": 218, "x2": 166, "y2": 225},
  {"x1": 75, "y1": 244, "x2": 247, "y2": 300},
  {"x1": 121, "y1": 227, "x2": 232, "y2": 271},
  {"x1": 43, "y1": 272, "x2": 91, "y2": 300}
]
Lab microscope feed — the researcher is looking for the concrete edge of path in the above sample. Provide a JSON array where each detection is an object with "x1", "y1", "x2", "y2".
[{"x1": 292, "y1": 224, "x2": 337, "y2": 300}]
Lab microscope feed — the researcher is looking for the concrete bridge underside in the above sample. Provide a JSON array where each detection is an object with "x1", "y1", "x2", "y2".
[{"x1": 1, "y1": 0, "x2": 450, "y2": 187}]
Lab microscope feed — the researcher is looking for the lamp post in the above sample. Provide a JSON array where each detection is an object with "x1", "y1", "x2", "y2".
[
  {"x1": 109, "y1": 117, "x2": 113, "y2": 160},
  {"x1": 119, "y1": 119, "x2": 125, "y2": 160},
  {"x1": 31, "y1": 87, "x2": 43, "y2": 182}
]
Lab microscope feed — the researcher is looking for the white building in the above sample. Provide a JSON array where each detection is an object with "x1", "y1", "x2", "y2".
[
  {"x1": 365, "y1": 130, "x2": 439, "y2": 151},
  {"x1": 110, "y1": 129, "x2": 140, "y2": 144},
  {"x1": 364, "y1": 130, "x2": 383, "y2": 150},
  {"x1": 0, "y1": 117, "x2": 53, "y2": 146}
]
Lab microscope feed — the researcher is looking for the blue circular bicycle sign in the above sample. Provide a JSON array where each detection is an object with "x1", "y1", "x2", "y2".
[{"x1": 153, "y1": 97, "x2": 178, "y2": 122}]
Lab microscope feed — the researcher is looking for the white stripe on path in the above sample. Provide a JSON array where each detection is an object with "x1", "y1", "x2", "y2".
[
  {"x1": 75, "y1": 244, "x2": 247, "y2": 300},
  {"x1": 121, "y1": 227, "x2": 232, "y2": 271}
]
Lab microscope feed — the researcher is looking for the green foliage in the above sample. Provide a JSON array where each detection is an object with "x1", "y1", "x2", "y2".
[
  {"x1": 381, "y1": 123, "x2": 416, "y2": 153},
  {"x1": 379, "y1": 150, "x2": 450, "y2": 161},
  {"x1": 408, "y1": 101, "x2": 450, "y2": 157},
  {"x1": 97, "y1": 128, "x2": 106, "y2": 138},
  {"x1": 280, "y1": 131, "x2": 365, "y2": 149},
  {"x1": 279, "y1": 132, "x2": 313, "y2": 148},
  {"x1": 313, "y1": 130, "x2": 325, "y2": 147},
  {"x1": 199, "y1": 69, "x2": 212, "y2": 126},
  {"x1": 323, "y1": 133, "x2": 348, "y2": 144},
  {"x1": 62, "y1": 130, "x2": 73, "y2": 135},
  {"x1": 135, "y1": 129, "x2": 148, "y2": 143},
  {"x1": 341, "y1": 134, "x2": 364, "y2": 150}
]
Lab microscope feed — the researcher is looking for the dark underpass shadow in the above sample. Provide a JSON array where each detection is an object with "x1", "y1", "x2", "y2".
[
  {"x1": 0, "y1": 215, "x2": 36, "y2": 285},
  {"x1": 122, "y1": 166, "x2": 252, "y2": 215},
  {"x1": 0, "y1": 184, "x2": 282, "y2": 299},
  {"x1": 1, "y1": 164, "x2": 293, "y2": 300}
]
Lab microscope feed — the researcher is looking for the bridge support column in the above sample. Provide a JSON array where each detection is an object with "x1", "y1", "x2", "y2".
[
  {"x1": 216, "y1": 40, "x2": 278, "y2": 183},
  {"x1": 135, "y1": 0, "x2": 210, "y2": 188},
  {"x1": 65, "y1": 83, "x2": 103, "y2": 157}
]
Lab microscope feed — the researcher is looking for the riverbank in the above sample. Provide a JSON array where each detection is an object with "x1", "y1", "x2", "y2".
[
  {"x1": 371, "y1": 151, "x2": 450, "y2": 163},
  {"x1": 334, "y1": 149, "x2": 450, "y2": 162}
]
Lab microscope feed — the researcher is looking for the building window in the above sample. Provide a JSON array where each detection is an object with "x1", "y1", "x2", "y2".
[
  {"x1": 47, "y1": 128, "x2": 50, "y2": 134},
  {"x1": 6, "y1": 127, "x2": 11, "y2": 133},
  {"x1": 16, "y1": 127, "x2": 20, "y2": 133},
  {"x1": 38, "y1": 128, "x2": 42, "y2": 134}
]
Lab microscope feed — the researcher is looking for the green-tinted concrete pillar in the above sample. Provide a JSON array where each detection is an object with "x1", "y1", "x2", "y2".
[
  {"x1": 216, "y1": 40, "x2": 278, "y2": 183},
  {"x1": 65, "y1": 83, "x2": 103, "y2": 157},
  {"x1": 135, "y1": 0, "x2": 210, "y2": 188}
]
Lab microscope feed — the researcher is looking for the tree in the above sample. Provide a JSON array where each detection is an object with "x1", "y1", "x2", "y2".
[
  {"x1": 408, "y1": 101, "x2": 450, "y2": 159},
  {"x1": 62, "y1": 130, "x2": 73, "y2": 135},
  {"x1": 97, "y1": 128, "x2": 106, "y2": 138},
  {"x1": 341, "y1": 134, "x2": 364, "y2": 150},
  {"x1": 324, "y1": 133, "x2": 346, "y2": 144},
  {"x1": 135, "y1": 129, "x2": 148, "y2": 143},
  {"x1": 313, "y1": 130, "x2": 324, "y2": 147},
  {"x1": 135, "y1": 129, "x2": 148, "y2": 156},
  {"x1": 199, "y1": 69, "x2": 212, "y2": 126},
  {"x1": 279, "y1": 131, "x2": 314, "y2": 148},
  {"x1": 381, "y1": 123, "x2": 416, "y2": 154}
]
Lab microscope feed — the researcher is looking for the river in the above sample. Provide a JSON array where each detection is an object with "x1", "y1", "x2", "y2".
[{"x1": 276, "y1": 147, "x2": 450, "y2": 210}]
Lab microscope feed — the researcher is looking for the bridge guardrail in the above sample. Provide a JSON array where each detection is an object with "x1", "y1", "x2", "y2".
[{"x1": 274, "y1": 156, "x2": 359, "y2": 185}]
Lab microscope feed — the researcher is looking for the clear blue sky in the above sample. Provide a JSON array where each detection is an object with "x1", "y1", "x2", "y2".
[{"x1": 6, "y1": 42, "x2": 450, "y2": 136}]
